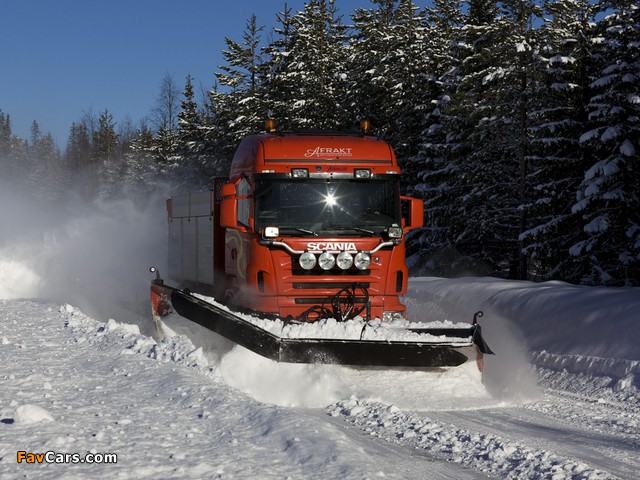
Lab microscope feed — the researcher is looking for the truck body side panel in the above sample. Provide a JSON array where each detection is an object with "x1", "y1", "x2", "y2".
[{"x1": 167, "y1": 183, "x2": 228, "y2": 298}]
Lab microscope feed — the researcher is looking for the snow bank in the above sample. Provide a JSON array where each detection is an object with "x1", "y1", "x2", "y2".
[{"x1": 407, "y1": 277, "x2": 640, "y2": 360}]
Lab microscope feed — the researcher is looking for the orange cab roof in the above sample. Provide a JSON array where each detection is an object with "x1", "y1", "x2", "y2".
[{"x1": 230, "y1": 133, "x2": 399, "y2": 178}]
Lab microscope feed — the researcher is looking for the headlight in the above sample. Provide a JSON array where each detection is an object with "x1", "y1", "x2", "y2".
[
  {"x1": 388, "y1": 226, "x2": 403, "y2": 238},
  {"x1": 299, "y1": 252, "x2": 316, "y2": 270},
  {"x1": 336, "y1": 251, "x2": 353, "y2": 270},
  {"x1": 264, "y1": 226, "x2": 279, "y2": 238},
  {"x1": 318, "y1": 252, "x2": 335, "y2": 270},
  {"x1": 354, "y1": 252, "x2": 370, "y2": 270},
  {"x1": 382, "y1": 311, "x2": 405, "y2": 322}
]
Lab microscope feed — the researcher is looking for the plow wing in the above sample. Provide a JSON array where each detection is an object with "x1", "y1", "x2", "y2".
[{"x1": 151, "y1": 280, "x2": 492, "y2": 368}]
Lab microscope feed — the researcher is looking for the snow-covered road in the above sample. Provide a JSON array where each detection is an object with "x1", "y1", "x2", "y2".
[{"x1": 2, "y1": 275, "x2": 638, "y2": 479}]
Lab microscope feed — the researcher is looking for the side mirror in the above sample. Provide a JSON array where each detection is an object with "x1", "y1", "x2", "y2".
[
  {"x1": 221, "y1": 181, "x2": 251, "y2": 231},
  {"x1": 220, "y1": 183, "x2": 239, "y2": 229},
  {"x1": 400, "y1": 196, "x2": 424, "y2": 232}
]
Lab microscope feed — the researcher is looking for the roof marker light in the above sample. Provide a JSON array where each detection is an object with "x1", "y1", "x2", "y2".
[{"x1": 265, "y1": 119, "x2": 277, "y2": 133}]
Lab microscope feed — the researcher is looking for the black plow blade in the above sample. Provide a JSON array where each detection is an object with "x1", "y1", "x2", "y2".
[{"x1": 152, "y1": 282, "x2": 492, "y2": 368}]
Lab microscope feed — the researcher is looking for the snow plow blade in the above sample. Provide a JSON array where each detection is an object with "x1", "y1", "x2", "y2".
[{"x1": 151, "y1": 281, "x2": 492, "y2": 368}]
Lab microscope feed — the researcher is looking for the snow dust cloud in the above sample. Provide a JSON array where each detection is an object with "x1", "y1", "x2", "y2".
[
  {"x1": 216, "y1": 344, "x2": 494, "y2": 410},
  {"x1": 159, "y1": 311, "x2": 495, "y2": 409},
  {"x1": 0, "y1": 181, "x2": 168, "y2": 335},
  {"x1": 404, "y1": 279, "x2": 541, "y2": 402}
]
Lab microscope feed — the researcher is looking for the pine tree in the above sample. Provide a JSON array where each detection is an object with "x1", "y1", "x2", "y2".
[
  {"x1": 259, "y1": 3, "x2": 295, "y2": 125},
  {"x1": 0, "y1": 110, "x2": 26, "y2": 181},
  {"x1": 432, "y1": 0, "x2": 541, "y2": 278},
  {"x1": 571, "y1": 0, "x2": 640, "y2": 285},
  {"x1": 349, "y1": 0, "x2": 401, "y2": 135},
  {"x1": 382, "y1": 0, "x2": 432, "y2": 158},
  {"x1": 64, "y1": 122, "x2": 92, "y2": 172},
  {"x1": 262, "y1": 0, "x2": 349, "y2": 130},
  {"x1": 0, "y1": 110, "x2": 11, "y2": 155},
  {"x1": 122, "y1": 121, "x2": 158, "y2": 193},
  {"x1": 90, "y1": 109, "x2": 120, "y2": 198},
  {"x1": 402, "y1": 0, "x2": 466, "y2": 274},
  {"x1": 211, "y1": 14, "x2": 266, "y2": 152},
  {"x1": 174, "y1": 74, "x2": 222, "y2": 188},
  {"x1": 521, "y1": 0, "x2": 598, "y2": 281}
]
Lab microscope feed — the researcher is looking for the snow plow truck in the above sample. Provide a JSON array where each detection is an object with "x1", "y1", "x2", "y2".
[{"x1": 150, "y1": 120, "x2": 492, "y2": 367}]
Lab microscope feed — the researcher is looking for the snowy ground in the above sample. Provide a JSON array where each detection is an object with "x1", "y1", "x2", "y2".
[
  {"x1": 1, "y1": 193, "x2": 638, "y2": 478},
  {"x1": 1, "y1": 277, "x2": 638, "y2": 479}
]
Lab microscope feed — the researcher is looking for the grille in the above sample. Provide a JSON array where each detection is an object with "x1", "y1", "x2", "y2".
[
  {"x1": 293, "y1": 282, "x2": 371, "y2": 289},
  {"x1": 291, "y1": 262, "x2": 370, "y2": 276},
  {"x1": 294, "y1": 297, "x2": 369, "y2": 305}
]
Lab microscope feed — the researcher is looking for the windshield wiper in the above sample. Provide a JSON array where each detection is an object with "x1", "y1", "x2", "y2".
[
  {"x1": 323, "y1": 224, "x2": 375, "y2": 234},
  {"x1": 296, "y1": 228, "x2": 318, "y2": 236},
  {"x1": 279, "y1": 227, "x2": 318, "y2": 236}
]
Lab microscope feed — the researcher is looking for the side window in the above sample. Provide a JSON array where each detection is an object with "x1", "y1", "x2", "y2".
[{"x1": 237, "y1": 177, "x2": 251, "y2": 228}]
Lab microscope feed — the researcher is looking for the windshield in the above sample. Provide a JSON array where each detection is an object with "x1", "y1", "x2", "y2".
[{"x1": 254, "y1": 178, "x2": 401, "y2": 235}]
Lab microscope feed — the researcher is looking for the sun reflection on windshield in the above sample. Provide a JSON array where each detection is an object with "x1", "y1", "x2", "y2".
[{"x1": 324, "y1": 193, "x2": 337, "y2": 207}]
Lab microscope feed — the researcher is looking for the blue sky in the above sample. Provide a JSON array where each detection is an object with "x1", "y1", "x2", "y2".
[{"x1": 0, "y1": 0, "x2": 392, "y2": 147}]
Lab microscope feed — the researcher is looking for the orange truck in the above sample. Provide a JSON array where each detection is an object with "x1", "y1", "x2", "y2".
[{"x1": 150, "y1": 121, "x2": 491, "y2": 367}]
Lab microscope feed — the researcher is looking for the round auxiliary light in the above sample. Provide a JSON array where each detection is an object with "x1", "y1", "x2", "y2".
[
  {"x1": 336, "y1": 251, "x2": 353, "y2": 270},
  {"x1": 318, "y1": 251, "x2": 336, "y2": 270},
  {"x1": 299, "y1": 252, "x2": 317, "y2": 270},
  {"x1": 354, "y1": 252, "x2": 371, "y2": 270}
]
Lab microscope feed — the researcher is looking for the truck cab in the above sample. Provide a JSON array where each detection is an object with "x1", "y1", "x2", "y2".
[{"x1": 218, "y1": 126, "x2": 423, "y2": 321}]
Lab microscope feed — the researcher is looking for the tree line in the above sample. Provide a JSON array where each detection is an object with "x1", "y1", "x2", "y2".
[{"x1": 1, "y1": 0, "x2": 638, "y2": 286}]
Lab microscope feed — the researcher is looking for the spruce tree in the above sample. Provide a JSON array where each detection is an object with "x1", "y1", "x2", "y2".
[
  {"x1": 435, "y1": 0, "x2": 540, "y2": 278},
  {"x1": 571, "y1": 0, "x2": 640, "y2": 285},
  {"x1": 213, "y1": 14, "x2": 265, "y2": 142},
  {"x1": 521, "y1": 0, "x2": 598, "y2": 281},
  {"x1": 93, "y1": 109, "x2": 120, "y2": 198},
  {"x1": 349, "y1": 0, "x2": 401, "y2": 135},
  {"x1": 259, "y1": 3, "x2": 295, "y2": 125},
  {"x1": 402, "y1": 0, "x2": 466, "y2": 274},
  {"x1": 262, "y1": 0, "x2": 349, "y2": 130}
]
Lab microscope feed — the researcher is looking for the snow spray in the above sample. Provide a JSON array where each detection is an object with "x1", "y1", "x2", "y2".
[
  {"x1": 405, "y1": 278, "x2": 541, "y2": 403},
  {"x1": 0, "y1": 181, "x2": 168, "y2": 335}
]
